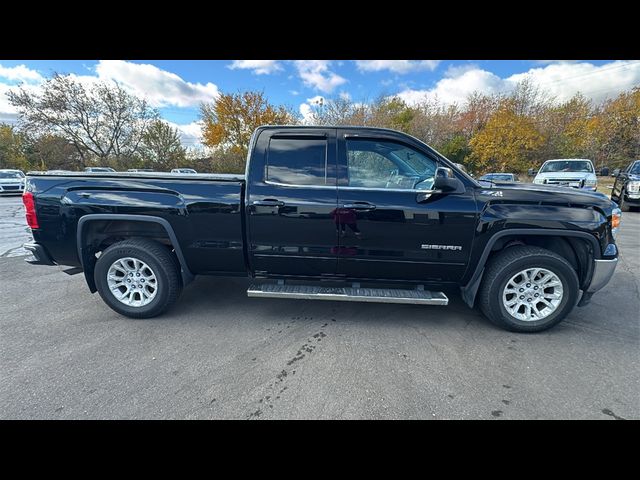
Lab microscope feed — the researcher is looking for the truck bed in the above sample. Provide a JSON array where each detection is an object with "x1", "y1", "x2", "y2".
[{"x1": 27, "y1": 172, "x2": 247, "y2": 279}]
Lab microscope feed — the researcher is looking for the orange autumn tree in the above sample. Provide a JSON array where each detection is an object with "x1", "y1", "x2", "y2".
[{"x1": 200, "y1": 91, "x2": 296, "y2": 172}]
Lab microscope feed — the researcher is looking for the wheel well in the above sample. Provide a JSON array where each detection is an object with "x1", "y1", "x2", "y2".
[
  {"x1": 487, "y1": 235, "x2": 592, "y2": 287},
  {"x1": 84, "y1": 219, "x2": 173, "y2": 253},
  {"x1": 78, "y1": 219, "x2": 190, "y2": 293}
]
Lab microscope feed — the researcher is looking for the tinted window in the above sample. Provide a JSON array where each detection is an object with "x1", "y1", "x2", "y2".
[
  {"x1": 267, "y1": 137, "x2": 327, "y2": 185},
  {"x1": 346, "y1": 139, "x2": 437, "y2": 190}
]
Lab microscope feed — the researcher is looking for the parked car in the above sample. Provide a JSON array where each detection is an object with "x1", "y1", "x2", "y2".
[
  {"x1": 127, "y1": 169, "x2": 154, "y2": 173},
  {"x1": 611, "y1": 160, "x2": 640, "y2": 212},
  {"x1": 84, "y1": 167, "x2": 116, "y2": 173},
  {"x1": 478, "y1": 173, "x2": 519, "y2": 183},
  {"x1": 171, "y1": 168, "x2": 197, "y2": 174},
  {"x1": 22, "y1": 126, "x2": 621, "y2": 333},
  {"x1": 532, "y1": 159, "x2": 597, "y2": 191},
  {"x1": 0, "y1": 169, "x2": 26, "y2": 195}
]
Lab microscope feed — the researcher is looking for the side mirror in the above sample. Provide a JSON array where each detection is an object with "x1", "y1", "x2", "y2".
[
  {"x1": 433, "y1": 167, "x2": 463, "y2": 192},
  {"x1": 528, "y1": 168, "x2": 537, "y2": 176},
  {"x1": 612, "y1": 168, "x2": 620, "y2": 177}
]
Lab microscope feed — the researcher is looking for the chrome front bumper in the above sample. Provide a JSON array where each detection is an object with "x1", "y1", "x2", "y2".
[{"x1": 586, "y1": 258, "x2": 618, "y2": 293}]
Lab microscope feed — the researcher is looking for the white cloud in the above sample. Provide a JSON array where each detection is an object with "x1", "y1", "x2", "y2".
[
  {"x1": 355, "y1": 60, "x2": 440, "y2": 74},
  {"x1": 299, "y1": 103, "x2": 313, "y2": 123},
  {"x1": 94, "y1": 60, "x2": 219, "y2": 108},
  {"x1": 294, "y1": 60, "x2": 346, "y2": 93},
  {"x1": 395, "y1": 60, "x2": 640, "y2": 106},
  {"x1": 228, "y1": 60, "x2": 283, "y2": 75},
  {"x1": 339, "y1": 91, "x2": 351, "y2": 101},
  {"x1": 167, "y1": 120, "x2": 203, "y2": 147},
  {"x1": 0, "y1": 63, "x2": 43, "y2": 83},
  {"x1": 507, "y1": 61, "x2": 640, "y2": 103},
  {"x1": 299, "y1": 95, "x2": 327, "y2": 123}
]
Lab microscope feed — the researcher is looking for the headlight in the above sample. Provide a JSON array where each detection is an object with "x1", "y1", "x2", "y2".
[
  {"x1": 628, "y1": 181, "x2": 640, "y2": 193},
  {"x1": 533, "y1": 177, "x2": 545, "y2": 184},
  {"x1": 611, "y1": 207, "x2": 622, "y2": 239},
  {"x1": 585, "y1": 177, "x2": 597, "y2": 186}
]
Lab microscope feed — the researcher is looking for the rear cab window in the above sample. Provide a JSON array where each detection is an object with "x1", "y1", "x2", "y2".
[{"x1": 267, "y1": 137, "x2": 328, "y2": 186}]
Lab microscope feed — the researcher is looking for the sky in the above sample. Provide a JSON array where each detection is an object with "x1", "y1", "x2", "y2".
[{"x1": 1, "y1": 59, "x2": 639, "y2": 148}]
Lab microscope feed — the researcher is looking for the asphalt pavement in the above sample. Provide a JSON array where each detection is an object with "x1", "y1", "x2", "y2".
[{"x1": 0, "y1": 194, "x2": 638, "y2": 419}]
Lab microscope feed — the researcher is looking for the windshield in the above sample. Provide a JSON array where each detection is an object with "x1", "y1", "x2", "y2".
[
  {"x1": 0, "y1": 171, "x2": 24, "y2": 179},
  {"x1": 540, "y1": 160, "x2": 594, "y2": 173},
  {"x1": 629, "y1": 161, "x2": 640, "y2": 175},
  {"x1": 482, "y1": 174, "x2": 513, "y2": 181}
]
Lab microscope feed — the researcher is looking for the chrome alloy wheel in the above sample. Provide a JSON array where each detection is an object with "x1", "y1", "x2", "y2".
[
  {"x1": 107, "y1": 257, "x2": 158, "y2": 307},
  {"x1": 502, "y1": 268, "x2": 564, "y2": 321}
]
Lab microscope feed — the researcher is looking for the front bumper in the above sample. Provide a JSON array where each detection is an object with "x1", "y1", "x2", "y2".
[
  {"x1": 623, "y1": 193, "x2": 640, "y2": 206},
  {"x1": 24, "y1": 242, "x2": 56, "y2": 266},
  {"x1": 586, "y1": 258, "x2": 618, "y2": 293},
  {"x1": 0, "y1": 185, "x2": 25, "y2": 194}
]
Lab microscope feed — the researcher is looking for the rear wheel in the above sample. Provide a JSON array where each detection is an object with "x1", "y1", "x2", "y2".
[
  {"x1": 478, "y1": 246, "x2": 579, "y2": 332},
  {"x1": 94, "y1": 239, "x2": 182, "y2": 318}
]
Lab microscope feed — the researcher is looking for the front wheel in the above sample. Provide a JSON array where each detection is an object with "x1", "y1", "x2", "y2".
[
  {"x1": 478, "y1": 246, "x2": 579, "y2": 332},
  {"x1": 619, "y1": 191, "x2": 631, "y2": 212},
  {"x1": 94, "y1": 238, "x2": 182, "y2": 318}
]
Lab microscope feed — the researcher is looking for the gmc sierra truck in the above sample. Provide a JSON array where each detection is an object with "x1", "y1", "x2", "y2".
[{"x1": 22, "y1": 126, "x2": 621, "y2": 332}]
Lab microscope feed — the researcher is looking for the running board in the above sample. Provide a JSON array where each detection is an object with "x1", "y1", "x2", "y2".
[{"x1": 247, "y1": 284, "x2": 448, "y2": 305}]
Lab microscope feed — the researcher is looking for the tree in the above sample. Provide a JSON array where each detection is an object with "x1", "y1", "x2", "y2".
[
  {"x1": 541, "y1": 94, "x2": 596, "y2": 161},
  {"x1": 469, "y1": 99, "x2": 545, "y2": 173},
  {"x1": 26, "y1": 134, "x2": 83, "y2": 171},
  {"x1": 201, "y1": 91, "x2": 295, "y2": 169},
  {"x1": 7, "y1": 74, "x2": 158, "y2": 165},
  {"x1": 592, "y1": 87, "x2": 640, "y2": 169},
  {"x1": 0, "y1": 124, "x2": 29, "y2": 170},
  {"x1": 140, "y1": 120, "x2": 186, "y2": 170}
]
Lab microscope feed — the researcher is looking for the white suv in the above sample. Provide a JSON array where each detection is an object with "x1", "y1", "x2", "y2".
[{"x1": 533, "y1": 159, "x2": 597, "y2": 191}]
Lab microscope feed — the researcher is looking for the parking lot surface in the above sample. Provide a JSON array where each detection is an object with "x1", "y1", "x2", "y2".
[{"x1": 0, "y1": 194, "x2": 638, "y2": 419}]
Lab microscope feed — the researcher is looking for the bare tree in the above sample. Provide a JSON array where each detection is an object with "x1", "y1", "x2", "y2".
[{"x1": 7, "y1": 74, "x2": 158, "y2": 166}]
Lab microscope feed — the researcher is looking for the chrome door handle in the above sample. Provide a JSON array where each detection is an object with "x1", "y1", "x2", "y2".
[
  {"x1": 252, "y1": 199, "x2": 285, "y2": 207},
  {"x1": 342, "y1": 202, "x2": 376, "y2": 211}
]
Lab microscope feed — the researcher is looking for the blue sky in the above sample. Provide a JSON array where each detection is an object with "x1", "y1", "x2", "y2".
[{"x1": 1, "y1": 60, "x2": 638, "y2": 147}]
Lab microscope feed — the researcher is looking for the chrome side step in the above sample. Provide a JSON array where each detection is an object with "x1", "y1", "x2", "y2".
[{"x1": 247, "y1": 284, "x2": 448, "y2": 305}]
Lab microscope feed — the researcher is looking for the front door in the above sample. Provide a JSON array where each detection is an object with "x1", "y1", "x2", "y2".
[
  {"x1": 246, "y1": 128, "x2": 339, "y2": 278},
  {"x1": 335, "y1": 131, "x2": 478, "y2": 283}
]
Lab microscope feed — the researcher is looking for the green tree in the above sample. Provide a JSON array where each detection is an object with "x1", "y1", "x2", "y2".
[
  {"x1": 140, "y1": 120, "x2": 186, "y2": 170},
  {"x1": 26, "y1": 133, "x2": 83, "y2": 171},
  {"x1": 0, "y1": 124, "x2": 29, "y2": 170}
]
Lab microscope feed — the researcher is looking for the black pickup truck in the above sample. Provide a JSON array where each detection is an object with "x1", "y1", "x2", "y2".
[{"x1": 22, "y1": 126, "x2": 621, "y2": 332}]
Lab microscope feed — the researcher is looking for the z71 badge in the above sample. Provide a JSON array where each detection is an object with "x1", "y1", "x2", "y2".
[{"x1": 481, "y1": 190, "x2": 503, "y2": 197}]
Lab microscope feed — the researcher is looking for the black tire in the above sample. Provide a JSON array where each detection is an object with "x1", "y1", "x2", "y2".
[
  {"x1": 478, "y1": 245, "x2": 579, "y2": 333},
  {"x1": 619, "y1": 192, "x2": 631, "y2": 212},
  {"x1": 94, "y1": 238, "x2": 182, "y2": 318}
]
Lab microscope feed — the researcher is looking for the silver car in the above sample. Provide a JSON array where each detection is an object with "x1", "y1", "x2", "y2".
[{"x1": 0, "y1": 169, "x2": 26, "y2": 195}]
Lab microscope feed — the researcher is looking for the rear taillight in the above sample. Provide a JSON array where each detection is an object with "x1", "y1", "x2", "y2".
[{"x1": 22, "y1": 191, "x2": 39, "y2": 229}]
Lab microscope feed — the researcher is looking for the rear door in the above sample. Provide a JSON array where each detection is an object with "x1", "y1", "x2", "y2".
[
  {"x1": 246, "y1": 128, "x2": 339, "y2": 278},
  {"x1": 335, "y1": 130, "x2": 478, "y2": 283}
]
